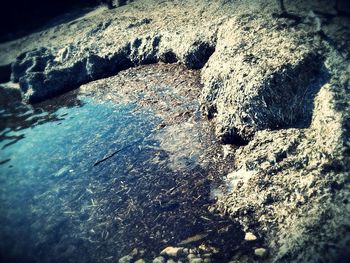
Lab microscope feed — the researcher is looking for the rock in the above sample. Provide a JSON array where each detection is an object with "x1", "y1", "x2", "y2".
[
  {"x1": 11, "y1": 47, "x2": 54, "y2": 83},
  {"x1": 189, "y1": 258, "x2": 203, "y2": 263},
  {"x1": 118, "y1": 255, "x2": 133, "y2": 263},
  {"x1": 153, "y1": 256, "x2": 165, "y2": 263},
  {"x1": 187, "y1": 253, "x2": 196, "y2": 260},
  {"x1": 254, "y1": 248, "x2": 267, "y2": 257},
  {"x1": 166, "y1": 260, "x2": 176, "y2": 263},
  {"x1": 203, "y1": 258, "x2": 212, "y2": 263},
  {"x1": 12, "y1": 47, "x2": 90, "y2": 103},
  {"x1": 201, "y1": 16, "x2": 324, "y2": 143},
  {"x1": 130, "y1": 248, "x2": 139, "y2": 257},
  {"x1": 244, "y1": 232, "x2": 257, "y2": 241},
  {"x1": 135, "y1": 259, "x2": 146, "y2": 263},
  {"x1": 178, "y1": 233, "x2": 208, "y2": 246},
  {"x1": 160, "y1": 246, "x2": 183, "y2": 257}
]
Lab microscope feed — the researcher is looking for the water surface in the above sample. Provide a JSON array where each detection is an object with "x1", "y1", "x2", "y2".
[{"x1": 0, "y1": 64, "x2": 243, "y2": 263}]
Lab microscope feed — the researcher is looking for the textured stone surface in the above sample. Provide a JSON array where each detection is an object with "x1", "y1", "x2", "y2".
[{"x1": 201, "y1": 16, "x2": 324, "y2": 143}]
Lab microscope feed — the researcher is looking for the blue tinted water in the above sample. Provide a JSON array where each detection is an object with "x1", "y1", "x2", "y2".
[
  {"x1": 0, "y1": 95, "x2": 166, "y2": 262},
  {"x1": 0, "y1": 75, "x2": 239, "y2": 263}
]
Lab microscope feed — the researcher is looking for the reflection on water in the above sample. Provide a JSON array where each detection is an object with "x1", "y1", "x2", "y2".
[{"x1": 0, "y1": 64, "x2": 243, "y2": 263}]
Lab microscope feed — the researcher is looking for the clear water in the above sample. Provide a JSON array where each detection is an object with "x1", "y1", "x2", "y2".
[
  {"x1": 0, "y1": 95, "x2": 165, "y2": 261},
  {"x1": 0, "y1": 68, "x2": 242, "y2": 263}
]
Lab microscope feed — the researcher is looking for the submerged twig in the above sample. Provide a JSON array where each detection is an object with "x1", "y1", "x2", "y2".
[{"x1": 93, "y1": 138, "x2": 143, "y2": 166}]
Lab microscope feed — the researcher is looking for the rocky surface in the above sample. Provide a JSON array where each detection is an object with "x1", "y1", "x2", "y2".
[{"x1": 1, "y1": 0, "x2": 350, "y2": 262}]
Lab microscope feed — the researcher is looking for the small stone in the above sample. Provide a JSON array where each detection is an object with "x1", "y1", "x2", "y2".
[
  {"x1": 160, "y1": 247, "x2": 183, "y2": 257},
  {"x1": 187, "y1": 253, "x2": 196, "y2": 260},
  {"x1": 153, "y1": 256, "x2": 165, "y2": 263},
  {"x1": 119, "y1": 255, "x2": 133, "y2": 263},
  {"x1": 183, "y1": 248, "x2": 189, "y2": 254},
  {"x1": 135, "y1": 259, "x2": 145, "y2": 263},
  {"x1": 244, "y1": 232, "x2": 257, "y2": 241},
  {"x1": 208, "y1": 206, "x2": 215, "y2": 213},
  {"x1": 130, "y1": 248, "x2": 139, "y2": 257},
  {"x1": 189, "y1": 258, "x2": 203, "y2": 263},
  {"x1": 204, "y1": 258, "x2": 212, "y2": 263},
  {"x1": 166, "y1": 260, "x2": 176, "y2": 263},
  {"x1": 254, "y1": 248, "x2": 267, "y2": 257}
]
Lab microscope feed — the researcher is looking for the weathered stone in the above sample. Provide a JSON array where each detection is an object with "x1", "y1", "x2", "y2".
[
  {"x1": 11, "y1": 47, "x2": 54, "y2": 83},
  {"x1": 201, "y1": 16, "x2": 324, "y2": 143},
  {"x1": 118, "y1": 255, "x2": 133, "y2": 263},
  {"x1": 135, "y1": 259, "x2": 146, "y2": 263},
  {"x1": 130, "y1": 248, "x2": 139, "y2": 257},
  {"x1": 244, "y1": 232, "x2": 257, "y2": 241},
  {"x1": 189, "y1": 258, "x2": 203, "y2": 263},
  {"x1": 187, "y1": 253, "x2": 196, "y2": 260},
  {"x1": 152, "y1": 256, "x2": 165, "y2": 263},
  {"x1": 160, "y1": 247, "x2": 183, "y2": 257},
  {"x1": 254, "y1": 248, "x2": 267, "y2": 257}
]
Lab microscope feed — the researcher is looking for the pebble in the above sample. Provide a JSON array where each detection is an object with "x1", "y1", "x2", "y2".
[
  {"x1": 187, "y1": 253, "x2": 196, "y2": 260},
  {"x1": 189, "y1": 258, "x2": 203, "y2": 263},
  {"x1": 130, "y1": 248, "x2": 139, "y2": 257},
  {"x1": 254, "y1": 248, "x2": 267, "y2": 257},
  {"x1": 135, "y1": 259, "x2": 145, "y2": 263},
  {"x1": 204, "y1": 258, "x2": 212, "y2": 263},
  {"x1": 244, "y1": 232, "x2": 257, "y2": 241},
  {"x1": 166, "y1": 260, "x2": 176, "y2": 263},
  {"x1": 118, "y1": 255, "x2": 133, "y2": 263},
  {"x1": 153, "y1": 256, "x2": 165, "y2": 263},
  {"x1": 160, "y1": 247, "x2": 183, "y2": 257}
]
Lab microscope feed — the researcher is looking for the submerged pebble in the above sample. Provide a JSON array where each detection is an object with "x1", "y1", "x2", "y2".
[
  {"x1": 153, "y1": 256, "x2": 166, "y2": 263},
  {"x1": 160, "y1": 246, "x2": 183, "y2": 257},
  {"x1": 118, "y1": 255, "x2": 133, "y2": 263},
  {"x1": 244, "y1": 232, "x2": 257, "y2": 241},
  {"x1": 254, "y1": 248, "x2": 267, "y2": 257}
]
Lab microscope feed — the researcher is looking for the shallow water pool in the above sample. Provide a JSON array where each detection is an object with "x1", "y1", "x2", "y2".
[{"x1": 0, "y1": 64, "x2": 243, "y2": 263}]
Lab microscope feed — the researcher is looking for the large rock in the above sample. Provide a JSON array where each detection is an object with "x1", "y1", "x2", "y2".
[
  {"x1": 160, "y1": 246, "x2": 183, "y2": 257},
  {"x1": 201, "y1": 16, "x2": 325, "y2": 144},
  {"x1": 11, "y1": 31, "x2": 216, "y2": 103}
]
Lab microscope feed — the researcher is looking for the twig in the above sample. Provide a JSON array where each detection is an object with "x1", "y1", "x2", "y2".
[{"x1": 93, "y1": 138, "x2": 142, "y2": 166}]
